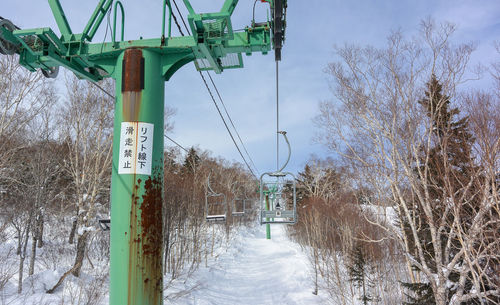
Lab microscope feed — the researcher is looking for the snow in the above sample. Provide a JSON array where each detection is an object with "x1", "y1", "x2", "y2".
[
  {"x1": 165, "y1": 224, "x2": 327, "y2": 305},
  {"x1": 77, "y1": 226, "x2": 96, "y2": 236},
  {"x1": 1, "y1": 222, "x2": 328, "y2": 305}
]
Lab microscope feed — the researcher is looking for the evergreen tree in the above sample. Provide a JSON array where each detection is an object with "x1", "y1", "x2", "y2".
[
  {"x1": 296, "y1": 164, "x2": 314, "y2": 203},
  {"x1": 296, "y1": 159, "x2": 341, "y2": 202},
  {"x1": 401, "y1": 281, "x2": 435, "y2": 305},
  {"x1": 401, "y1": 74, "x2": 481, "y2": 304},
  {"x1": 348, "y1": 244, "x2": 374, "y2": 305},
  {"x1": 182, "y1": 147, "x2": 200, "y2": 175}
]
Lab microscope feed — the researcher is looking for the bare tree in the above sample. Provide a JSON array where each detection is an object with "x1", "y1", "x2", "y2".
[
  {"x1": 0, "y1": 54, "x2": 56, "y2": 294},
  {"x1": 47, "y1": 75, "x2": 113, "y2": 293},
  {"x1": 24, "y1": 105, "x2": 61, "y2": 277},
  {"x1": 316, "y1": 19, "x2": 499, "y2": 304},
  {"x1": 0, "y1": 55, "x2": 54, "y2": 171}
]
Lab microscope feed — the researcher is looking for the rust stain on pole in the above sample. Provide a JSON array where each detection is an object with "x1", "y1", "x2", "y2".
[
  {"x1": 122, "y1": 48, "x2": 144, "y2": 122},
  {"x1": 128, "y1": 176, "x2": 140, "y2": 304},
  {"x1": 140, "y1": 173, "x2": 163, "y2": 303},
  {"x1": 127, "y1": 174, "x2": 141, "y2": 305}
]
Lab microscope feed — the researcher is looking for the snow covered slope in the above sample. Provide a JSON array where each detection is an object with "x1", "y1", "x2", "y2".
[
  {"x1": 166, "y1": 224, "x2": 327, "y2": 305},
  {"x1": 1, "y1": 222, "x2": 326, "y2": 304}
]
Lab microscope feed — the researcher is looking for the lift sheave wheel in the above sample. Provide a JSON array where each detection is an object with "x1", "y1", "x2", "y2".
[{"x1": 0, "y1": 18, "x2": 20, "y2": 55}]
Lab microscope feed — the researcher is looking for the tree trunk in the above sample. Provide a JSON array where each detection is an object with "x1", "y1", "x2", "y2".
[
  {"x1": 36, "y1": 213, "x2": 44, "y2": 248},
  {"x1": 68, "y1": 212, "x2": 78, "y2": 244},
  {"x1": 28, "y1": 234, "x2": 37, "y2": 276},
  {"x1": 46, "y1": 231, "x2": 89, "y2": 294},
  {"x1": 17, "y1": 226, "x2": 30, "y2": 294},
  {"x1": 433, "y1": 281, "x2": 449, "y2": 305},
  {"x1": 17, "y1": 255, "x2": 25, "y2": 294},
  {"x1": 71, "y1": 231, "x2": 89, "y2": 277},
  {"x1": 15, "y1": 227, "x2": 21, "y2": 255},
  {"x1": 313, "y1": 255, "x2": 318, "y2": 295},
  {"x1": 362, "y1": 274, "x2": 367, "y2": 305}
]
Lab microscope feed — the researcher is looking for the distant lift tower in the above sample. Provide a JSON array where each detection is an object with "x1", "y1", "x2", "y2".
[{"x1": 0, "y1": 0, "x2": 286, "y2": 304}]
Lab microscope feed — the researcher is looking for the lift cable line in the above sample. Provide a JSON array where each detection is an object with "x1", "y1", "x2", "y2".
[
  {"x1": 171, "y1": 1, "x2": 259, "y2": 177},
  {"x1": 171, "y1": 0, "x2": 190, "y2": 36},
  {"x1": 169, "y1": 1, "x2": 260, "y2": 178},
  {"x1": 89, "y1": 81, "x2": 115, "y2": 99},
  {"x1": 206, "y1": 72, "x2": 260, "y2": 177},
  {"x1": 199, "y1": 70, "x2": 258, "y2": 179},
  {"x1": 164, "y1": 134, "x2": 189, "y2": 153},
  {"x1": 168, "y1": 2, "x2": 185, "y2": 36}
]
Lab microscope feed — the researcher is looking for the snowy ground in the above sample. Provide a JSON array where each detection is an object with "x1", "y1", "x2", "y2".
[
  {"x1": 165, "y1": 224, "x2": 328, "y2": 305},
  {"x1": 1, "y1": 222, "x2": 328, "y2": 305}
]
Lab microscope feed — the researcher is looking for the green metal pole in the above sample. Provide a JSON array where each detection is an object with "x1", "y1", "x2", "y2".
[
  {"x1": 110, "y1": 48, "x2": 164, "y2": 305},
  {"x1": 265, "y1": 193, "x2": 271, "y2": 239}
]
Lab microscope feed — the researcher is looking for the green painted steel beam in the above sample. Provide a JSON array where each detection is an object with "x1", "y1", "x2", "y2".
[
  {"x1": 86, "y1": 36, "x2": 196, "y2": 54},
  {"x1": 221, "y1": 0, "x2": 239, "y2": 15},
  {"x1": 85, "y1": 27, "x2": 270, "y2": 56},
  {"x1": 82, "y1": 0, "x2": 113, "y2": 42},
  {"x1": 182, "y1": 0, "x2": 196, "y2": 16},
  {"x1": 13, "y1": 27, "x2": 68, "y2": 54},
  {"x1": 48, "y1": 55, "x2": 102, "y2": 81},
  {"x1": 198, "y1": 43, "x2": 222, "y2": 73},
  {"x1": 48, "y1": 0, "x2": 73, "y2": 37},
  {"x1": 3, "y1": 5, "x2": 270, "y2": 80},
  {"x1": 162, "y1": 53, "x2": 195, "y2": 80}
]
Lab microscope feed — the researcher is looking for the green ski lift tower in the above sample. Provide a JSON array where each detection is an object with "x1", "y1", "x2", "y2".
[{"x1": 0, "y1": 0, "x2": 287, "y2": 304}]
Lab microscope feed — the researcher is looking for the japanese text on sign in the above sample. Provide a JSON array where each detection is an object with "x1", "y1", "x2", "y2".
[{"x1": 118, "y1": 122, "x2": 154, "y2": 175}]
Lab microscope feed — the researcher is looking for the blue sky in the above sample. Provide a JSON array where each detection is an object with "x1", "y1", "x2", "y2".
[{"x1": 3, "y1": 0, "x2": 500, "y2": 175}]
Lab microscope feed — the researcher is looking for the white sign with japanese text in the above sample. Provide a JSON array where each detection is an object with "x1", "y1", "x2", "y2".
[{"x1": 118, "y1": 122, "x2": 154, "y2": 175}]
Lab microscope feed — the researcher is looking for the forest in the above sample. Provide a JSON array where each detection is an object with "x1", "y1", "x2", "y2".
[{"x1": 0, "y1": 18, "x2": 498, "y2": 305}]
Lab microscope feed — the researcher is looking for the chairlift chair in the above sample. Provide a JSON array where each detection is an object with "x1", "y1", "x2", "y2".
[
  {"x1": 231, "y1": 181, "x2": 246, "y2": 216},
  {"x1": 205, "y1": 172, "x2": 227, "y2": 222},
  {"x1": 259, "y1": 131, "x2": 297, "y2": 224},
  {"x1": 232, "y1": 197, "x2": 246, "y2": 216},
  {"x1": 205, "y1": 193, "x2": 227, "y2": 222},
  {"x1": 260, "y1": 172, "x2": 297, "y2": 224}
]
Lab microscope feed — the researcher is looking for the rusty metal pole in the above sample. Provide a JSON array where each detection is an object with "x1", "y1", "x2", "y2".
[{"x1": 109, "y1": 48, "x2": 164, "y2": 305}]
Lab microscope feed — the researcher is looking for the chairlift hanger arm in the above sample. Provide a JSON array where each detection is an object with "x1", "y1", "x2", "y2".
[
  {"x1": 230, "y1": 181, "x2": 238, "y2": 193},
  {"x1": 207, "y1": 172, "x2": 214, "y2": 194}
]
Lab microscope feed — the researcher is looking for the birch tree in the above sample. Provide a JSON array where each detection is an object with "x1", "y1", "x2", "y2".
[
  {"x1": 316, "y1": 19, "x2": 499, "y2": 304},
  {"x1": 47, "y1": 75, "x2": 113, "y2": 293},
  {"x1": 0, "y1": 54, "x2": 55, "y2": 293},
  {"x1": 0, "y1": 55, "x2": 54, "y2": 170}
]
